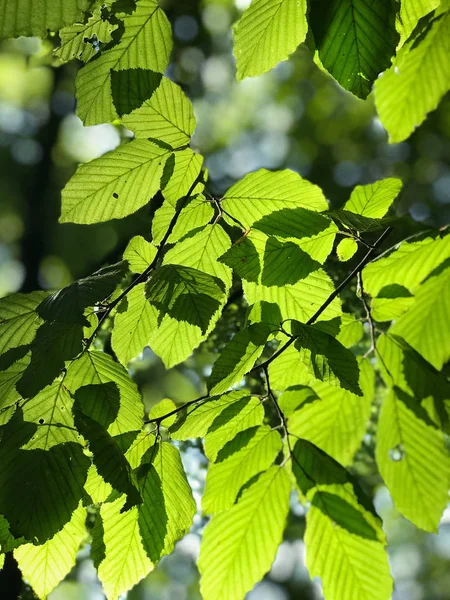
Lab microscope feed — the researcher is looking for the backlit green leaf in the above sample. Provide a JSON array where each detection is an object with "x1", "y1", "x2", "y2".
[
  {"x1": 96, "y1": 495, "x2": 153, "y2": 600},
  {"x1": 123, "y1": 236, "x2": 157, "y2": 274},
  {"x1": 233, "y1": 0, "x2": 308, "y2": 80},
  {"x1": 208, "y1": 323, "x2": 272, "y2": 394},
  {"x1": 199, "y1": 467, "x2": 291, "y2": 600},
  {"x1": 122, "y1": 76, "x2": 196, "y2": 147},
  {"x1": 14, "y1": 503, "x2": 87, "y2": 599},
  {"x1": 0, "y1": 291, "x2": 47, "y2": 354},
  {"x1": 391, "y1": 267, "x2": 450, "y2": 370},
  {"x1": 375, "y1": 9, "x2": 450, "y2": 142},
  {"x1": 202, "y1": 425, "x2": 282, "y2": 514},
  {"x1": 60, "y1": 140, "x2": 170, "y2": 224},
  {"x1": 0, "y1": 0, "x2": 92, "y2": 39},
  {"x1": 343, "y1": 178, "x2": 403, "y2": 218},
  {"x1": 310, "y1": 0, "x2": 398, "y2": 98},
  {"x1": 76, "y1": 0, "x2": 172, "y2": 125},
  {"x1": 137, "y1": 442, "x2": 196, "y2": 561},
  {"x1": 222, "y1": 169, "x2": 328, "y2": 228}
]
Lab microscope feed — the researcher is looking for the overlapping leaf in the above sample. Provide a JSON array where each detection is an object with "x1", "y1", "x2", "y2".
[
  {"x1": 14, "y1": 503, "x2": 87, "y2": 599},
  {"x1": 391, "y1": 267, "x2": 450, "y2": 370},
  {"x1": 0, "y1": 0, "x2": 92, "y2": 39},
  {"x1": 208, "y1": 323, "x2": 272, "y2": 394},
  {"x1": 96, "y1": 495, "x2": 153, "y2": 600},
  {"x1": 76, "y1": 0, "x2": 172, "y2": 125},
  {"x1": 375, "y1": 7, "x2": 450, "y2": 142},
  {"x1": 122, "y1": 76, "x2": 196, "y2": 147},
  {"x1": 222, "y1": 169, "x2": 328, "y2": 228},
  {"x1": 202, "y1": 425, "x2": 282, "y2": 514},
  {"x1": 287, "y1": 359, "x2": 374, "y2": 465},
  {"x1": 54, "y1": 8, "x2": 117, "y2": 63},
  {"x1": 199, "y1": 467, "x2": 291, "y2": 600},
  {"x1": 123, "y1": 236, "x2": 157, "y2": 274},
  {"x1": 310, "y1": 0, "x2": 398, "y2": 98},
  {"x1": 233, "y1": 0, "x2": 308, "y2": 80},
  {"x1": 137, "y1": 442, "x2": 196, "y2": 561},
  {"x1": 64, "y1": 350, "x2": 144, "y2": 436},
  {"x1": 60, "y1": 140, "x2": 170, "y2": 224}
]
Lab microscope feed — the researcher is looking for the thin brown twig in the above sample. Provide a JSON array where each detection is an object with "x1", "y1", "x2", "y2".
[
  {"x1": 250, "y1": 226, "x2": 392, "y2": 374},
  {"x1": 84, "y1": 172, "x2": 204, "y2": 350},
  {"x1": 357, "y1": 270, "x2": 376, "y2": 357}
]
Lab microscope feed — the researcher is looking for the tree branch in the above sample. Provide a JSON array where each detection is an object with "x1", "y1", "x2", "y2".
[
  {"x1": 250, "y1": 227, "x2": 392, "y2": 374},
  {"x1": 85, "y1": 172, "x2": 204, "y2": 350}
]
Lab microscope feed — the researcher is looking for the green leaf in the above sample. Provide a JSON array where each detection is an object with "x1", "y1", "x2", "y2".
[
  {"x1": 124, "y1": 431, "x2": 157, "y2": 470},
  {"x1": 0, "y1": 291, "x2": 47, "y2": 354},
  {"x1": 376, "y1": 387, "x2": 449, "y2": 531},
  {"x1": 137, "y1": 442, "x2": 196, "y2": 561},
  {"x1": 198, "y1": 466, "x2": 291, "y2": 600},
  {"x1": 391, "y1": 267, "x2": 450, "y2": 370},
  {"x1": 233, "y1": 0, "x2": 308, "y2": 80},
  {"x1": 343, "y1": 178, "x2": 403, "y2": 218},
  {"x1": 376, "y1": 333, "x2": 450, "y2": 429},
  {"x1": 122, "y1": 76, "x2": 196, "y2": 147},
  {"x1": 397, "y1": 0, "x2": 440, "y2": 43},
  {"x1": 146, "y1": 264, "x2": 226, "y2": 334},
  {"x1": 17, "y1": 322, "x2": 84, "y2": 399},
  {"x1": 0, "y1": 0, "x2": 92, "y2": 39},
  {"x1": 375, "y1": 9, "x2": 450, "y2": 142},
  {"x1": 310, "y1": 0, "x2": 398, "y2": 98},
  {"x1": 123, "y1": 236, "x2": 157, "y2": 274},
  {"x1": 337, "y1": 238, "x2": 358, "y2": 262},
  {"x1": 204, "y1": 396, "x2": 265, "y2": 462},
  {"x1": 74, "y1": 384, "x2": 141, "y2": 508},
  {"x1": 76, "y1": 0, "x2": 172, "y2": 125},
  {"x1": 60, "y1": 140, "x2": 170, "y2": 224},
  {"x1": 219, "y1": 229, "x2": 322, "y2": 286},
  {"x1": 252, "y1": 207, "x2": 338, "y2": 263},
  {"x1": 20, "y1": 380, "x2": 79, "y2": 450},
  {"x1": 146, "y1": 225, "x2": 231, "y2": 367},
  {"x1": 54, "y1": 8, "x2": 118, "y2": 63},
  {"x1": 112, "y1": 284, "x2": 154, "y2": 366},
  {"x1": 161, "y1": 149, "x2": 204, "y2": 206},
  {"x1": 331, "y1": 209, "x2": 393, "y2": 233},
  {"x1": 37, "y1": 261, "x2": 128, "y2": 325},
  {"x1": 148, "y1": 398, "x2": 177, "y2": 427},
  {"x1": 243, "y1": 268, "x2": 342, "y2": 325},
  {"x1": 222, "y1": 169, "x2": 328, "y2": 228},
  {"x1": 0, "y1": 348, "x2": 30, "y2": 425},
  {"x1": 0, "y1": 412, "x2": 90, "y2": 543},
  {"x1": 153, "y1": 194, "x2": 213, "y2": 247},
  {"x1": 14, "y1": 503, "x2": 86, "y2": 599},
  {"x1": 208, "y1": 323, "x2": 273, "y2": 394},
  {"x1": 96, "y1": 495, "x2": 153, "y2": 600},
  {"x1": 285, "y1": 322, "x2": 362, "y2": 394},
  {"x1": 287, "y1": 359, "x2": 374, "y2": 465},
  {"x1": 305, "y1": 485, "x2": 392, "y2": 600},
  {"x1": 278, "y1": 385, "x2": 319, "y2": 417},
  {"x1": 370, "y1": 284, "x2": 414, "y2": 321},
  {"x1": 170, "y1": 391, "x2": 249, "y2": 441},
  {"x1": 84, "y1": 465, "x2": 113, "y2": 504},
  {"x1": 202, "y1": 425, "x2": 282, "y2": 514},
  {"x1": 363, "y1": 234, "x2": 450, "y2": 297},
  {"x1": 64, "y1": 350, "x2": 144, "y2": 436}
]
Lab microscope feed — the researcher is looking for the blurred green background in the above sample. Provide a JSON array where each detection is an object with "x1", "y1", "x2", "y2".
[{"x1": 1, "y1": 0, "x2": 449, "y2": 598}]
